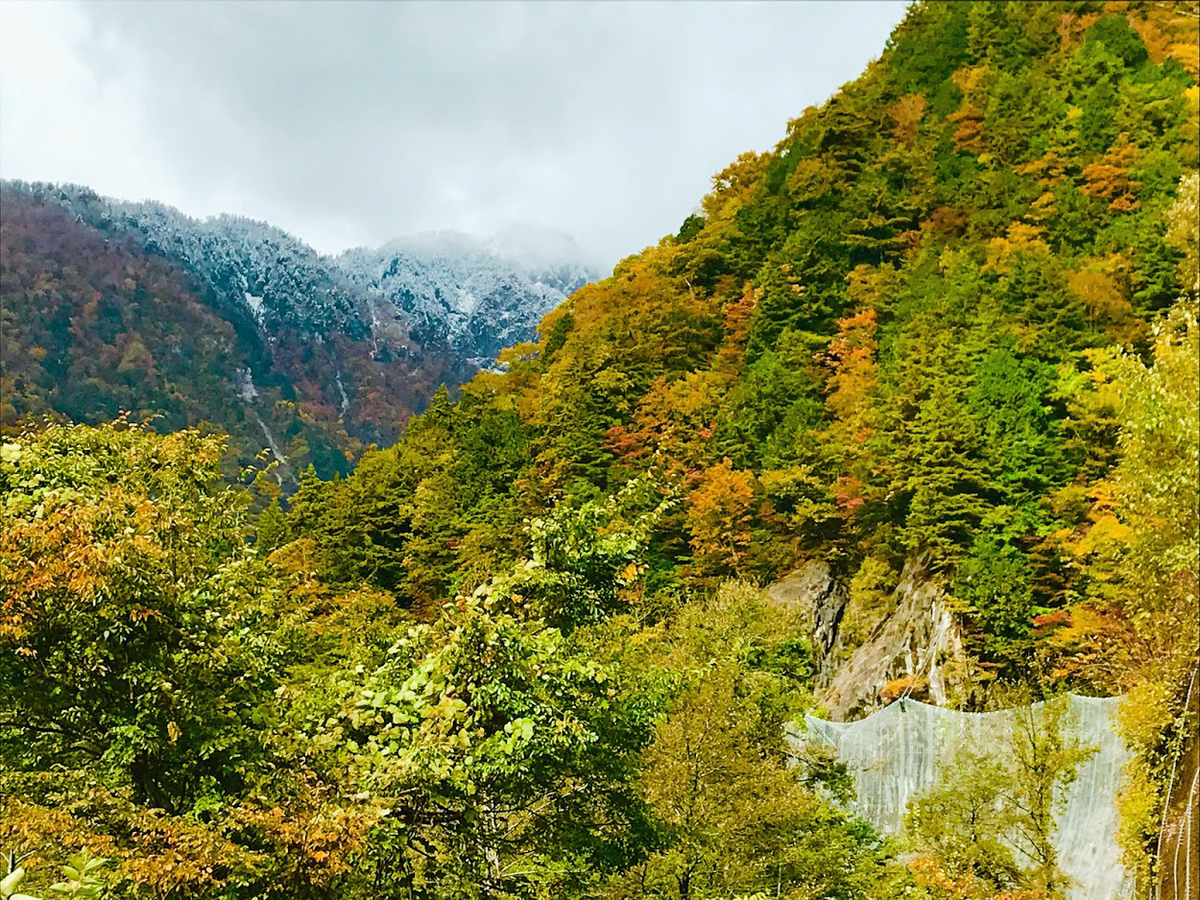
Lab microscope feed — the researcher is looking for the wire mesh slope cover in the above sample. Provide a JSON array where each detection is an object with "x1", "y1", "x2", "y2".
[{"x1": 791, "y1": 695, "x2": 1133, "y2": 900}]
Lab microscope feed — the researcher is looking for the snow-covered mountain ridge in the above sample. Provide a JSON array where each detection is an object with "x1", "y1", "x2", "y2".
[
  {"x1": 17, "y1": 182, "x2": 599, "y2": 370},
  {"x1": 337, "y1": 229, "x2": 592, "y2": 369},
  {"x1": 1, "y1": 180, "x2": 599, "y2": 476}
]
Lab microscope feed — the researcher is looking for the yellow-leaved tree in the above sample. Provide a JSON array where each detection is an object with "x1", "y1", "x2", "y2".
[{"x1": 1064, "y1": 173, "x2": 1199, "y2": 885}]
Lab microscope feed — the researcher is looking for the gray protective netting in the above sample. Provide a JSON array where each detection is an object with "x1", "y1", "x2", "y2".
[{"x1": 792, "y1": 694, "x2": 1133, "y2": 900}]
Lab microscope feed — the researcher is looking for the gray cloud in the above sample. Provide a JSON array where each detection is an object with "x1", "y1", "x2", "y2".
[{"x1": 1, "y1": 0, "x2": 908, "y2": 269}]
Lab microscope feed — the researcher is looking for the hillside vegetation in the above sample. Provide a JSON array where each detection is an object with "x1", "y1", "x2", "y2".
[{"x1": 1, "y1": 2, "x2": 1197, "y2": 898}]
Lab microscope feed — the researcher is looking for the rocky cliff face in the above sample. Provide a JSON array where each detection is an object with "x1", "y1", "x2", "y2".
[
  {"x1": 767, "y1": 560, "x2": 848, "y2": 684},
  {"x1": 770, "y1": 557, "x2": 973, "y2": 721}
]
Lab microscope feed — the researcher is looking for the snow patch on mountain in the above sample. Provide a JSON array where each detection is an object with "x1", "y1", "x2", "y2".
[
  {"x1": 245, "y1": 292, "x2": 265, "y2": 322},
  {"x1": 236, "y1": 367, "x2": 259, "y2": 403}
]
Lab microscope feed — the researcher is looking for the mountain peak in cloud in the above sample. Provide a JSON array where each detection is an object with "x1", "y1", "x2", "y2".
[
  {"x1": 361, "y1": 223, "x2": 601, "y2": 274},
  {"x1": 485, "y1": 223, "x2": 596, "y2": 272}
]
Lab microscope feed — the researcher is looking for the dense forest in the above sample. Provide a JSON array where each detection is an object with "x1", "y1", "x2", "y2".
[{"x1": 1, "y1": 1, "x2": 1198, "y2": 898}]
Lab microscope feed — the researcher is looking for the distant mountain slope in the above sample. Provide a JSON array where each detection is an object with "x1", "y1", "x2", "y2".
[
  {"x1": 0, "y1": 181, "x2": 599, "y2": 476},
  {"x1": 337, "y1": 228, "x2": 593, "y2": 369}
]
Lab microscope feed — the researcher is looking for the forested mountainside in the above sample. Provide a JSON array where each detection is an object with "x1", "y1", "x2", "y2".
[
  {"x1": 290, "y1": 0, "x2": 1198, "y2": 659},
  {"x1": 1, "y1": 2, "x2": 1197, "y2": 899},
  {"x1": 0, "y1": 181, "x2": 595, "y2": 477}
]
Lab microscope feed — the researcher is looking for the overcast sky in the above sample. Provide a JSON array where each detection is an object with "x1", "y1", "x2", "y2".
[{"x1": 0, "y1": 1, "x2": 908, "y2": 270}]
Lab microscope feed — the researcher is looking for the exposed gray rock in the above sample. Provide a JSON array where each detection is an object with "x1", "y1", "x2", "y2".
[
  {"x1": 819, "y1": 557, "x2": 970, "y2": 721},
  {"x1": 766, "y1": 559, "x2": 848, "y2": 684},
  {"x1": 769, "y1": 556, "x2": 972, "y2": 722}
]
